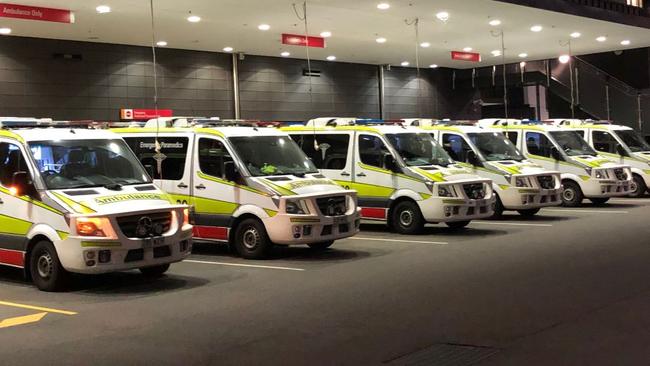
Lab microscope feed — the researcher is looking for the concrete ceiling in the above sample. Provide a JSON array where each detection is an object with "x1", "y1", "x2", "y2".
[{"x1": 1, "y1": 0, "x2": 650, "y2": 68}]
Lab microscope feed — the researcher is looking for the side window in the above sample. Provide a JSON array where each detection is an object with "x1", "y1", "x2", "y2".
[
  {"x1": 0, "y1": 142, "x2": 28, "y2": 187},
  {"x1": 525, "y1": 132, "x2": 554, "y2": 158},
  {"x1": 291, "y1": 134, "x2": 350, "y2": 170},
  {"x1": 358, "y1": 134, "x2": 390, "y2": 168},
  {"x1": 592, "y1": 131, "x2": 618, "y2": 154},
  {"x1": 505, "y1": 131, "x2": 519, "y2": 145},
  {"x1": 198, "y1": 138, "x2": 233, "y2": 178},
  {"x1": 124, "y1": 137, "x2": 189, "y2": 180},
  {"x1": 442, "y1": 133, "x2": 472, "y2": 162}
]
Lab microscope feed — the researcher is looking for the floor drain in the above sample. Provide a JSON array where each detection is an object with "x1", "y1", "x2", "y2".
[{"x1": 385, "y1": 343, "x2": 499, "y2": 366}]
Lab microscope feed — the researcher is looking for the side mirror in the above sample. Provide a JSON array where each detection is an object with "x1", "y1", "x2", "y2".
[
  {"x1": 383, "y1": 153, "x2": 400, "y2": 173},
  {"x1": 12, "y1": 171, "x2": 36, "y2": 198},
  {"x1": 224, "y1": 160, "x2": 239, "y2": 182},
  {"x1": 466, "y1": 150, "x2": 482, "y2": 166},
  {"x1": 550, "y1": 146, "x2": 562, "y2": 161},
  {"x1": 616, "y1": 144, "x2": 628, "y2": 157}
]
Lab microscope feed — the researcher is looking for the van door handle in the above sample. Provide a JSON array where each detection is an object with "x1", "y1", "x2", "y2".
[
  {"x1": 195, "y1": 184, "x2": 206, "y2": 190},
  {"x1": 177, "y1": 183, "x2": 188, "y2": 189},
  {"x1": 341, "y1": 172, "x2": 351, "y2": 176},
  {"x1": 356, "y1": 172, "x2": 367, "y2": 177},
  {"x1": 0, "y1": 198, "x2": 3, "y2": 204}
]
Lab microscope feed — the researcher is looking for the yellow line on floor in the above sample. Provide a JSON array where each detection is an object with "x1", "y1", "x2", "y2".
[
  {"x1": 184, "y1": 260, "x2": 305, "y2": 271},
  {"x1": 345, "y1": 237, "x2": 448, "y2": 245},
  {"x1": 0, "y1": 301, "x2": 77, "y2": 315},
  {"x1": 0, "y1": 312, "x2": 47, "y2": 329},
  {"x1": 541, "y1": 209, "x2": 628, "y2": 214},
  {"x1": 472, "y1": 221, "x2": 553, "y2": 227}
]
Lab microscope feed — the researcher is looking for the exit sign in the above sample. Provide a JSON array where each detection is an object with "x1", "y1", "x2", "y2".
[
  {"x1": 451, "y1": 51, "x2": 481, "y2": 62},
  {"x1": 281, "y1": 33, "x2": 326, "y2": 48}
]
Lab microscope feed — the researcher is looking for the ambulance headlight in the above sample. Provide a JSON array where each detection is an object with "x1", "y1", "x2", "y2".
[
  {"x1": 285, "y1": 200, "x2": 308, "y2": 215},
  {"x1": 75, "y1": 217, "x2": 115, "y2": 237},
  {"x1": 514, "y1": 177, "x2": 529, "y2": 187},
  {"x1": 438, "y1": 185, "x2": 455, "y2": 197}
]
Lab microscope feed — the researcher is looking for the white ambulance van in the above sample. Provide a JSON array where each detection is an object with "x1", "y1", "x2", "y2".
[
  {"x1": 282, "y1": 118, "x2": 495, "y2": 234},
  {"x1": 0, "y1": 120, "x2": 192, "y2": 291},
  {"x1": 406, "y1": 120, "x2": 563, "y2": 216},
  {"x1": 550, "y1": 119, "x2": 650, "y2": 197},
  {"x1": 114, "y1": 120, "x2": 360, "y2": 259},
  {"x1": 478, "y1": 119, "x2": 632, "y2": 206}
]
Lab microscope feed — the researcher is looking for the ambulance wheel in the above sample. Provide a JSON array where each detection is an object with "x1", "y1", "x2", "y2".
[
  {"x1": 492, "y1": 194, "x2": 504, "y2": 218},
  {"x1": 589, "y1": 197, "x2": 610, "y2": 205},
  {"x1": 139, "y1": 264, "x2": 170, "y2": 277},
  {"x1": 391, "y1": 201, "x2": 425, "y2": 234},
  {"x1": 629, "y1": 175, "x2": 647, "y2": 198},
  {"x1": 446, "y1": 220, "x2": 470, "y2": 229},
  {"x1": 308, "y1": 241, "x2": 334, "y2": 250},
  {"x1": 234, "y1": 218, "x2": 272, "y2": 259},
  {"x1": 561, "y1": 181, "x2": 583, "y2": 207},
  {"x1": 30, "y1": 241, "x2": 69, "y2": 292},
  {"x1": 517, "y1": 208, "x2": 540, "y2": 217}
]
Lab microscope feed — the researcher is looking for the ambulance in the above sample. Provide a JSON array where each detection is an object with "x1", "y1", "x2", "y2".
[
  {"x1": 0, "y1": 120, "x2": 192, "y2": 291},
  {"x1": 549, "y1": 119, "x2": 650, "y2": 197},
  {"x1": 404, "y1": 119, "x2": 563, "y2": 216},
  {"x1": 478, "y1": 119, "x2": 632, "y2": 206},
  {"x1": 282, "y1": 118, "x2": 495, "y2": 234},
  {"x1": 114, "y1": 120, "x2": 360, "y2": 259}
]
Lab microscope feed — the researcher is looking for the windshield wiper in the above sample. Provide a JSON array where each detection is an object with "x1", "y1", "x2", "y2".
[{"x1": 104, "y1": 183, "x2": 123, "y2": 191}]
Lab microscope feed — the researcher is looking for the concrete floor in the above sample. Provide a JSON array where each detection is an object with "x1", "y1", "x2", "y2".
[{"x1": 1, "y1": 198, "x2": 649, "y2": 365}]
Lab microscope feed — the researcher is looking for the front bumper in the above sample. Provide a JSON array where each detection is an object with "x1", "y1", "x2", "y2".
[
  {"x1": 581, "y1": 179, "x2": 632, "y2": 198},
  {"x1": 499, "y1": 187, "x2": 563, "y2": 210},
  {"x1": 264, "y1": 209, "x2": 361, "y2": 245},
  {"x1": 420, "y1": 196, "x2": 495, "y2": 223}
]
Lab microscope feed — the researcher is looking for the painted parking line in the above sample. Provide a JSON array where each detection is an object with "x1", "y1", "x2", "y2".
[
  {"x1": 344, "y1": 237, "x2": 448, "y2": 245},
  {"x1": 0, "y1": 312, "x2": 47, "y2": 329},
  {"x1": 0, "y1": 300, "x2": 76, "y2": 329},
  {"x1": 0, "y1": 301, "x2": 77, "y2": 315},
  {"x1": 609, "y1": 199, "x2": 650, "y2": 204},
  {"x1": 541, "y1": 209, "x2": 628, "y2": 214},
  {"x1": 185, "y1": 259, "x2": 305, "y2": 272},
  {"x1": 471, "y1": 221, "x2": 553, "y2": 227}
]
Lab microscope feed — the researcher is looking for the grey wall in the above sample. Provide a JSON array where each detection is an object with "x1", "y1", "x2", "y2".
[{"x1": 0, "y1": 36, "x2": 233, "y2": 120}]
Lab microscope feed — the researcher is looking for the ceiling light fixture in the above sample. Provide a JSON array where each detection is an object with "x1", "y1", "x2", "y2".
[
  {"x1": 518, "y1": 53, "x2": 528, "y2": 58},
  {"x1": 376, "y1": 37, "x2": 387, "y2": 43},
  {"x1": 570, "y1": 32, "x2": 581, "y2": 38},
  {"x1": 436, "y1": 11, "x2": 450, "y2": 22},
  {"x1": 429, "y1": 64, "x2": 438, "y2": 68},
  {"x1": 621, "y1": 40, "x2": 631, "y2": 46},
  {"x1": 491, "y1": 50, "x2": 501, "y2": 57},
  {"x1": 223, "y1": 47, "x2": 233, "y2": 52},
  {"x1": 377, "y1": 3, "x2": 390, "y2": 10},
  {"x1": 463, "y1": 47, "x2": 473, "y2": 52},
  {"x1": 420, "y1": 42, "x2": 430, "y2": 48},
  {"x1": 187, "y1": 15, "x2": 201, "y2": 23},
  {"x1": 0, "y1": 27, "x2": 11, "y2": 35},
  {"x1": 156, "y1": 41, "x2": 168, "y2": 47},
  {"x1": 327, "y1": 55, "x2": 336, "y2": 61},
  {"x1": 489, "y1": 19, "x2": 501, "y2": 26},
  {"x1": 320, "y1": 31, "x2": 332, "y2": 38},
  {"x1": 559, "y1": 55, "x2": 571, "y2": 64},
  {"x1": 281, "y1": 51, "x2": 290, "y2": 57},
  {"x1": 96, "y1": 5, "x2": 111, "y2": 14},
  {"x1": 258, "y1": 24, "x2": 271, "y2": 31},
  {"x1": 596, "y1": 36, "x2": 607, "y2": 42},
  {"x1": 401, "y1": 61, "x2": 410, "y2": 66},
  {"x1": 530, "y1": 25, "x2": 543, "y2": 32}
]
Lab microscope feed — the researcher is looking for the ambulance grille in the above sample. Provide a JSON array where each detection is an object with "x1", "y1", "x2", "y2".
[
  {"x1": 463, "y1": 183, "x2": 486, "y2": 200},
  {"x1": 537, "y1": 175, "x2": 555, "y2": 189},
  {"x1": 316, "y1": 196, "x2": 347, "y2": 216},
  {"x1": 614, "y1": 168, "x2": 627, "y2": 181},
  {"x1": 116, "y1": 212, "x2": 172, "y2": 238}
]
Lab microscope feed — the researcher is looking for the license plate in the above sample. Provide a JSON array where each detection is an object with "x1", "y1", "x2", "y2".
[
  {"x1": 143, "y1": 236, "x2": 164, "y2": 249},
  {"x1": 333, "y1": 216, "x2": 347, "y2": 225}
]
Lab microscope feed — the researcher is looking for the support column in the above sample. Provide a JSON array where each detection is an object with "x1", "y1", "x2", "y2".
[
  {"x1": 232, "y1": 53, "x2": 241, "y2": 120},
  {"x1": 378, "y1": 65, "x2": 386, "y2": 120}
]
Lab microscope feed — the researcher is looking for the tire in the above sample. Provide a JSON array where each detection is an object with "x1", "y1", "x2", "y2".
[
  {"x1": 446, "y1": 220, "x2": 470, "y2": 229},
  {"x1": 29, "y1": 241, "x2": 69, "y2": 292},
  {"x1": 308, "y1": 241, "x2": 334, "y2": 250},
  {"x1": 234, "y1": 218, "x2": 272, "y2": 259},
  {"x1": 589, "y1": 197, "x2": 610, "y2": 205},
  {"x1": 561, "y1": 180, "x2": 584, "y2": 207},
  {"x1": 492, "y1": 194, "x2": 504, "y2": 218},
  {"x1": 139, "y1": 263, "x2": 170, "y2": 277},
  {"x1": 517, "y1": 208, "x2": 541, "y2": 217},
  {"x1": 628, "y1": 175, "x2": 647, "y2": 198},
  {"x1": 390, "y1": 200, "x2": 425, "y2": 234}
]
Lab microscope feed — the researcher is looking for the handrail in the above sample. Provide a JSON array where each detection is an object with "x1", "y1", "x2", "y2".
[{"x1": 574, "y1": 56, "x2": 644, "y2": 96}]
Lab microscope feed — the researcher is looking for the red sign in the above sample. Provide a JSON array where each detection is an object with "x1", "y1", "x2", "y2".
[
  {"x1": 281, "y1": 33, "x2": 326, "y2": 48},
  {"x1": 451, "y1": 51, "x2": 481, "y2": 62},
  {"x1": 0, "y1": 3, "x2": 74, "y2": 23},
  {"x1": 120, "y1": 109, "x2": 173, "y2": 121}
]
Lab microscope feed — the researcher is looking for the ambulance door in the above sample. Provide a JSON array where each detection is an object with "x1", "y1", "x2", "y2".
[
  {"x1": 354, "y1": 133, "x2": 397, "y2": 220},
  {"x1": 290, "y1": 132, "x2": 355, "y2": 187}
]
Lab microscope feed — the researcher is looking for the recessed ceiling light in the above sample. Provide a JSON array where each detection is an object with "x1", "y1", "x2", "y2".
[
  {"x1": 436, "y1": 11, "x2": 450, "y2": 22},
  {"x1": 96, "y1": 5, "x2": 111, "y2": 14},
  {"x1": 258, "y1": 24, "x2": 271, "y2": 31},
  {"x1": 326, "y1": 55, "x2": 336, "y2": 61},
  {"x1": 518, "y1": 53, "x2": 528, "y2": 58},
  {"x1": 156, "y1": 41, "x2": 167, "y2": 47},
  {"x1": 377, "y1": 3, "x2": 390, "y2": 10},
  {"x1": 429, "y1": 64, "x2": 438, "y2": 68},
  {"x1": 187, "y1": 15, "x2": 201, "y2": 23},
  {"x1": 621, "y1": 40, "x2": 631, "y2": 46},
  {"x1": 489, "y1": 19, "x2": 501, "y2": 26},
  {"x1": 596, "y1": 36, "x2": 607, "y2": 42},
  {"x1": 0, "y1": 27, "x2": 11, "y2": 35},
  {"x1": 463, "y1": 47, "x2": 473, "y2": 52},
  {"x1": 223, "y1": 47, "x2": 233, "y2": 52},
  {"x1": 281, "y1": 51, "x2": 290, "y2": 57},
  {"x1": 401, "y1": 61, "x2": 410, "y2": 66},
  {"x1": 491, "y1": 50, "x2": 502, "y2": 56},
  {"x1": 320, "y1": 31, "x2": 332, "y2": 38},
  {"x1": 376, "y1": 37, "x2": 387, "y2": 43},
  {"x1": 559, "y1": 55, "x2": 571, "y2": 64},
  {"x1": 570, "y1": 32, "x2": 581, "y2": 38},
  {"x1": 420, "y1": 42, "x2": 430, "y2": 48},
  {"x1": 530, "y1": 25, "x2": 543, "y2": 32}
]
